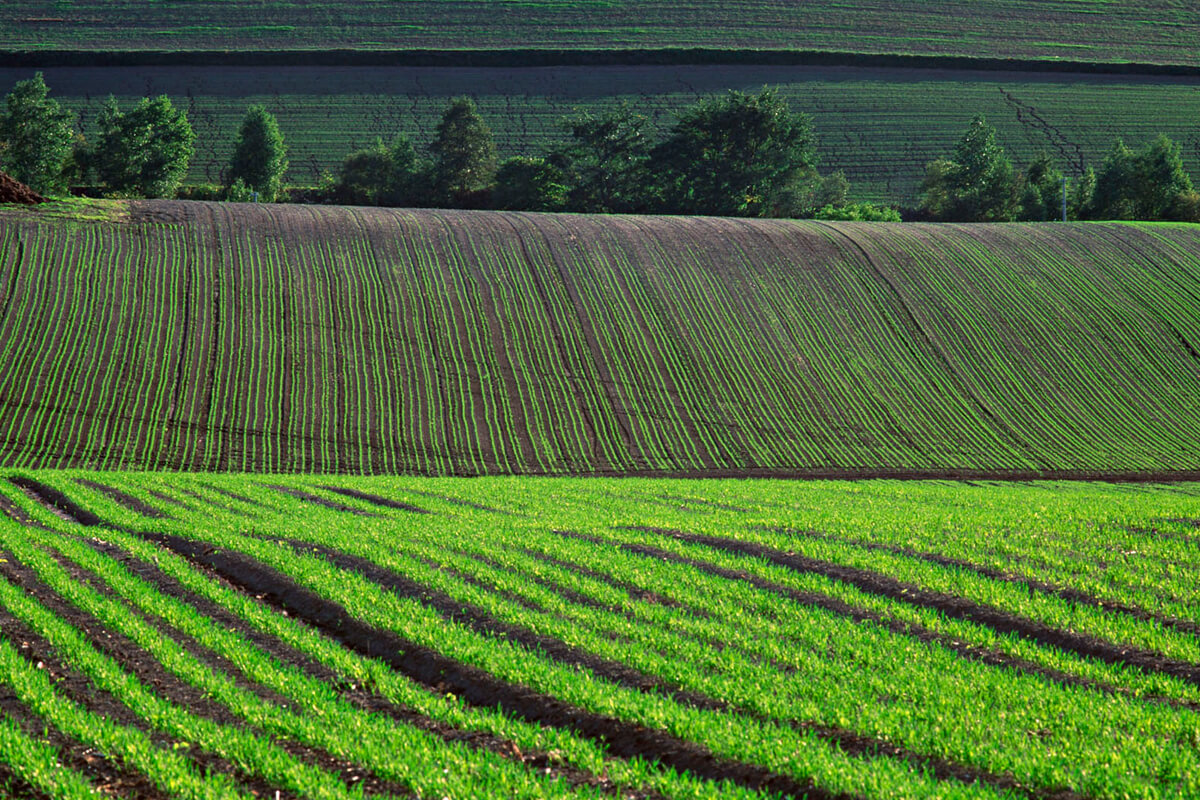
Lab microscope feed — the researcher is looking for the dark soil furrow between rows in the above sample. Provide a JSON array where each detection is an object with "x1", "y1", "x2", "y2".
[
  {"x1": 263, "y1": 534, "x2": 726, "y2": 712},
  {"x1": 766, "y1": 526, "x2": 1200, "y2": 636},
  {"x1": 262, "y1": 534, "x2": 1078, "y2": 800},
  {"x1": 592, "y1": 529, "x2": 1199, "y2": 712},
  {"x1": 0, "y1": 558, "x2": 297, "y2": 800},
  {"x1": 0, "y1": 548, "x2": 402, "y2": 799},
  {"x1": 630, "y1": 528, "x2": 1200, "y2": 688},
  {"x1": 518, "y1": 547, "x2": 691, "y2": 612},
  {"x1": 78, "y1": 536, "x2": 651, "y2": 799},
  {"x1": 137, "y1": 529, "x2": 850, "y2": 800},
  {"x1": 75, "y1": 479, "x2": 172, "y2": 520},
  {"x1": 317, "y1": 485, "x2": 431, "y2": 513},
  {"x1": 264, "y1": 484, "x2": 382, "y2": 517}
]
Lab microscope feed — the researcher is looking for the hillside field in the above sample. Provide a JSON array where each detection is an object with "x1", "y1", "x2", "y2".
[
  {"x1": 8, "y1": 64, "x2": 1200, "y2": 204},
  {"x1": 0, "y1": 473, "x2": 1197, "y2": 799},
  {"x1": 0, "y1": 200, "x2": 1198, "y2": 477},
  {"x1": 3, "y1": 0, "x2": 1199, "y2": 67}
]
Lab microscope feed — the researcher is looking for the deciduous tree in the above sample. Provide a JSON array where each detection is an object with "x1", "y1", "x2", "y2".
[
  {"x1": 227, "y1": 105, "x2": 288, "y2": 202},
  {"x1": 429, "y1": 97, "x2": 496, "y2": 206},
  {"x1": 95, "y1": 95, "x2": 194, "y2": 198},
  {"x1": 0, "y1": 73, "x2": 73, "y2": 195},
  {"x1": 650, "y1": 88, "x2": 816, "y2": 217}
]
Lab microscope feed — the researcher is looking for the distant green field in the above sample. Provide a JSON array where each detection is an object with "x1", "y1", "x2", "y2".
[
  {"x1": 2, "y1": 1, "x2": 1198, "y2": 67},
  {"x1": 0, "y1": 473, "x2": 1197, "y2": 798},
  {"x1": 9, "y1": 64, "x2": 1200, "y2": 205}
]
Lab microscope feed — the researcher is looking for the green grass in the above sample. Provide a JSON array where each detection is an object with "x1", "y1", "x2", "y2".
[
  {"x1": 2, "y1": 1, "x2": 1199, "y2": 67},
  {"x1": 0, "y1": 474, "x2": 1197, "y2": 798},
  {"x1": 10, "y1": 64, "x2": 1200, "y2": 204}
]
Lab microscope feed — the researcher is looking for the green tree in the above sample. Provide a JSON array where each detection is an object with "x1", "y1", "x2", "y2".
[
  {"x1": 1088, "y1": 135, "x2": 1193, "y2": 220},
  {"x1": 0, "y1": 73, "x2": 73, "y2": 194},
  {"x1": 650, "y1": 88, "x2": 816, "y2": 217},
  {"x1": 1017, "y1": 153, "x2": 1066, "y2": 221},
  {"x1": 814, "y1": 202, "x2": 901, "y2": 222},
  {"x1": 95, "y1": 95, "x2": 194, "y2": 198},
  {"x1": 555, "y1": 102, "x2": 652, "y2": 213},
  {"x1": 227, "y1": 105, "x2": 288, "y2": 202},
  {"x1": 429, "y1": 97, "x2": 496, "y2": 206},
  {"x1": 493, "y1": 156, "x2": 568, "y2": 211},
  {"x1": 920, "y1": 115, "x2": 1017, "y2": 221},
  {"x1": 335, "y1": 135, "x2": 422, "y2": 206}
]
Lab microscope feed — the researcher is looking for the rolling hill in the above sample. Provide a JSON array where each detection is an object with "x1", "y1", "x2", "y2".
[{"x1": 0, "y1": 199, "x2": 1197, "y2": 477}]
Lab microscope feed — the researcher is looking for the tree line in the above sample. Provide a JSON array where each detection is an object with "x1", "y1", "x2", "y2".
[
  {"x1": 918, "y1": 114, "x2": 1200, "y2": 222},
  {"x1": 1, "y1": 72, "x2": 1196, "y2": 223}
]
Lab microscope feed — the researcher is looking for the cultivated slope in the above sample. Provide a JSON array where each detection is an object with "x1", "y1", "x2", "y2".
[
  {"x1": 3, "y1": 1, "x2": 1198, "y2": 67},
  {"x1": 0, "y1": 201, "x2": 1198, "y2": 477}
]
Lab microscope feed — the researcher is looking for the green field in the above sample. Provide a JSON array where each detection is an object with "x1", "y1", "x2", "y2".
[
  {"x1": 3, "y1": 1, "x2": 1199, "y2": 67},
  {"x1": 0, "y1": 473, "x2": 1196, "y2": 798},
  {"x1": 9, "y1": 65, "x2": 1198, "y2": 205},
  {"x1": 1, "y1": 200, "x2": 1198, "y2": 477}
]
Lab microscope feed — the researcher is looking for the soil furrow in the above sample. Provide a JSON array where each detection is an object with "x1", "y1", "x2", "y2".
[
  {"x1": 79, "y1": 535, "x2": 667, "y2": 799},
  {"x1": 766, "y1": 525, "x2": 1200, "y2": 636},
  {"x1": 0, "y1": 549, "x2": 404, "y2": 799},
  {"x1": 135, "y1": 528, "x2": 854, "y2": 800},
  {"x1": 592, "y1": 529, "x2": 1200, "y2": 711},
  {"x1": 316, "y1": 485, "x2": 431, "y2": 513},
  {"x1": 264, "y1": 484, "x2": 382, "y2": 517},
  {"x1": 173, "y1": 532, "x2": 1085, "y2": 800},
  {"x1": 262, "y1": 534, "x2": 724, "y2": 712},
  {"x1": 634, "y1": 528, "x2": 1200, "y2": 687},
  {"x1": 75, "y1": 479, "x2": 172, "y2": 520},
  {"x1": 0, "y1": 560, "x2": 300, "y2": 800}
]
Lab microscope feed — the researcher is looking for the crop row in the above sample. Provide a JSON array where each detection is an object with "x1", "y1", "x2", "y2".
[
  {"x1": 3, "y1": 1, "x2": 1198, "y2": 65},
  {"x1": 0, "y1": 474, "x2": 1196, "y2": 798},
  {"x1": 2, "y1": 204, "x2": 1200, "y2": 475},
  {"x1": 5, "y1": 64, "x2": 1199, "y2": 203}
]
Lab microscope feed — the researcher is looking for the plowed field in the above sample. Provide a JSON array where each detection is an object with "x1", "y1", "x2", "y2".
[
  {"x1": 0, "y1": 474, "x2": 1196, "y2": 799},
  {"x1": 1, "y1": 200, "x2": 1199, "y2": 477}
]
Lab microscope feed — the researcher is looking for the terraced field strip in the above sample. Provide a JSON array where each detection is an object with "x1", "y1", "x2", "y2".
[
  {"x1": 4, "y1": 0, "x2": 1199, "y2": 65},
  {"x1": 3, "y1": 202, "x2": 1200, "y2": 476},
  {"x1": 6, "y1": 65, "x2": 1200, "y2": 203},
  {"x1": 0, "y1": 474, "x2": 1196, "y2": 798}
]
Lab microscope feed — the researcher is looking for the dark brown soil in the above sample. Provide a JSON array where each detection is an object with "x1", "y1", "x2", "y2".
[
  {"x1": 0, "y1": 173, "x2": 45, "y2": 205},
  {"x1": 76, "y1": 479, "x2": 172, "y2": 519}
]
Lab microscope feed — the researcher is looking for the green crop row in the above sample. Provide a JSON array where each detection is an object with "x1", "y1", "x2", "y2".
[
  {"x1": 2, "y1": 205, "x2": 1200, "y2": 476},
  {"x1": 1, "y1": 474, "x2": 1198, "y2": 797},
  {"x1": 3, "y1": 1, "x2": 1198, "y2": 66}
]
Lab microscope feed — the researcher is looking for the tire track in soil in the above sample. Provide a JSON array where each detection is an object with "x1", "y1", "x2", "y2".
[
  {"x1": 629, "y1": 527, "x2": 1200, "y2": 689},
  {"x1": 242, "y1": 533, "x2": 1081, "y2": 800},
  {"x1": 131, "y1": 528, "x2": 854, "y2": 800},
  {"x1": 0, "y1": 557, "x2": 303, "y2": 800},
  {"x1": 764, "y1": 526, "x2": 1200, "y2": 637},
  {"x1": 76, "y1": 535, "x2": 659, "y2": 800}
]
